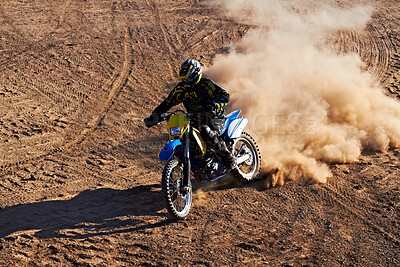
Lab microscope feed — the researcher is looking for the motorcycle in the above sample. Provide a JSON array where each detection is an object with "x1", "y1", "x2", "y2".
[{"x1": 145, "y1": 109, "x2": 261, "y2": 219}]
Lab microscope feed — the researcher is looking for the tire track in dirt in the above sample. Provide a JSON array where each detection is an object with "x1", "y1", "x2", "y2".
[
  {"x1": 0, "y1": 26, "x2": 133, "y2": 178},
  {"x1": 0, "y1": 3, "x2": 76, "y2": 171},
  {"x1": 1, "y1": 0, "x2": 400, "y2": 265},
  {"x1": 366, "y1": 23, "x2": 391, "y2": 81},
  {"x1": 378, "y1": 4, "x2": 400, "y2": 95},
  {"x1": 321, "y1": 183, "x2": 400, "y2": 246},
  {"x1": 334, "y1": 26, "x2": 390, "y2": 81},
  {"x1": 332, "y1": 3, "x2": 399, "y2": 97},
  {"x1": 147, "y1": 0, "x2": 177, "y2": 78},
  {"x1": 0, "y1": 0, "x2": 138, "y2": 176},
  {"x1": 1, "y1": 1, "x2": 150, "y2": 206},
  {"x1": 63, "y1": 0, "x2": 135, "y2": 149},
  {"x1": 55, "y1": 0, "x2": 72, "y2": 30}
]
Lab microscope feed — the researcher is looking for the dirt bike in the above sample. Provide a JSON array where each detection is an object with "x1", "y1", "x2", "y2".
[{"x1": 146, "y1": 110, "x2": 261, "y2": 219}]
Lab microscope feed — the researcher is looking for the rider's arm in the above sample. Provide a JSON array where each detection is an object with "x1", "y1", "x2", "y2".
[
  {"x1": 205, "y1": 80, "x2": 230, "y2": 116},
  {"x1": 152, "y1": 85, "x2": 185, "y2": 115}
]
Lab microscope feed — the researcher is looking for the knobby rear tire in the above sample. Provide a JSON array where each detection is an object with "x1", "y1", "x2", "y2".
[
  {"x1": 162, "y1": 159, "x2": 192, "y2": 220},
  {"x1": 232, "y1": 132, "x2": 262, "y2": 183}
]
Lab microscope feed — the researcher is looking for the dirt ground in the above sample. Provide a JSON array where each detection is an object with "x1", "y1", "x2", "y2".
[{"x1": 0, "y1": 0, "x2": 399, "y2": 266}]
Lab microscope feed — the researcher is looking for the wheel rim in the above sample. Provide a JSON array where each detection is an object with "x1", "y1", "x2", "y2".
[
  {"x1": 233, "y1": 137, "x2": 259, "y2": 178},
  {"x1": 168, "y1": 164, "x2": 191, "y2": 215}
]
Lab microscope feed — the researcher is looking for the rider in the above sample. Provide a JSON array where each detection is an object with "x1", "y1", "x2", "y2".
[{"x1": 144, "y1": 59, "x2": 236, "y2": 169}]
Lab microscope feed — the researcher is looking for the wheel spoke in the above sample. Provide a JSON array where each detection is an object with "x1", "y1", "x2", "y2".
[
  {"x1": 234, "y1": 136, "x2": 258, "y2": 177},
  {"x1": 162, "y1": 159, "x2": 192, "y2": 219},
  {"x1": 171, "y1": 191, "x2": 178, "y2": 201},
  {"x1": 235, "y1": 144, "x2": 245, "y2": 157}
]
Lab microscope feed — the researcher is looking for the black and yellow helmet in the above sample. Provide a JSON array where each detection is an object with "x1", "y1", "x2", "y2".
[{"x1": 178, "y1": 59, "x2": 202, "y2": 86}]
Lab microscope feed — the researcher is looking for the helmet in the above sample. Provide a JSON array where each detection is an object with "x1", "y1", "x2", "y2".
[{"x1": 178, "y1": 59, "x2": 202, "y2": 86}]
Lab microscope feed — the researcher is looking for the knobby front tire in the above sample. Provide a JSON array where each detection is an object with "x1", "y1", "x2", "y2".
[{"x1": 161, "y1": 159, "x2": 192, "y2": 220}]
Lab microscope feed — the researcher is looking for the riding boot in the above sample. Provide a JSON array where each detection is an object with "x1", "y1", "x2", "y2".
[
  {"x1": 201, "y1": 125, "x2": 236, "y2": 170},
  {"x1": 217, "y1": 141, "x2": 237, "y2": 170}
]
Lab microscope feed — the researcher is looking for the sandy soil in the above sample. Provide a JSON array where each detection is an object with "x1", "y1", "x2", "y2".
[{"x1": 0, "y1": 0, "x2": 399, "y2": 266}]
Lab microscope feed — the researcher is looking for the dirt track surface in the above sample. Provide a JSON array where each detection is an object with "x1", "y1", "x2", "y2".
[{"x1": 0, "y1": 0, "x2": 399, "y2": 266}]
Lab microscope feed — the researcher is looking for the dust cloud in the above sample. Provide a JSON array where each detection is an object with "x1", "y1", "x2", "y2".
[{"x1": 205, "y1": 0, "x2": 400, "y2": 185}]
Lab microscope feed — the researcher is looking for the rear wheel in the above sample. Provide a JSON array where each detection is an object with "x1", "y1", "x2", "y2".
[
  {"x1": 232, "y1": 132, "x2": 261, "y2": 182},
  {"x1": 162, "y1": 159, "x2": 192, "y2": 219}
]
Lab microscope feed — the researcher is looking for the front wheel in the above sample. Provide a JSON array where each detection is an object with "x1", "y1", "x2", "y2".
[
  {"x1": 162, "y1": 159, "x2": 192, "y2": 219},
  {"x1": 232, "y1": 132, "x2": 262, "y2": 182}
]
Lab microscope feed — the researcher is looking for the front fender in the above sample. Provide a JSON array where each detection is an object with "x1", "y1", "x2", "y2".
[{"x1": 159, "y1": 139, "x2": 182, "y2": 161}]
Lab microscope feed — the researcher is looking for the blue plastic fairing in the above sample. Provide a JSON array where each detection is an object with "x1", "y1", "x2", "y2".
[
  {"x1": 220, "y1": 110, "x2": 241, "y2": 136},
  {"x1": 159, "y1": 139, "x2": 182, "y2": 161}
]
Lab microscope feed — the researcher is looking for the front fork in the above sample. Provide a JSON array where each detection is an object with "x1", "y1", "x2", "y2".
[{"x1": 182, "y1": 124, "x2": 191, "y2": 190}]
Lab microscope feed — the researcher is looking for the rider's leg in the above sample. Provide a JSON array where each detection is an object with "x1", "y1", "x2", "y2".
[{"x1": 200, "y1": 123, "x2": 236, "y2": 169}]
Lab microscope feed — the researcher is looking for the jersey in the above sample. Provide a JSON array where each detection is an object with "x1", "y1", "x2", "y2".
[{"x1": 152, "y1": 78, "x2": 230, "y2": 122}]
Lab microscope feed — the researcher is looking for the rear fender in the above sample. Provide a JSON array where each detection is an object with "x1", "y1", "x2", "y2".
[
  {"x1": 220, "y1": 110, "x2": 241, "y2": 136},
  {"x1": 226, "y1": 117, "x2": 248, "y2": 139},
  {"x1": 159, "y1": 139, "x2": 182, "y2": 161}
]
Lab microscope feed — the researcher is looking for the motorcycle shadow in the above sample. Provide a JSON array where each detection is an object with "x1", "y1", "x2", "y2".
[
  {"x1": 0, "y1": 184, "x2": 172, "y2": 239},
  {"x1": 192, "y1": 172, "x2": 269, "y2": 193}
]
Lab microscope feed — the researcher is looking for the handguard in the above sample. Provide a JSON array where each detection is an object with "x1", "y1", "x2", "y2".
[{"x1": 144, "y1": 114, "x2": 163, "y2": 128}]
